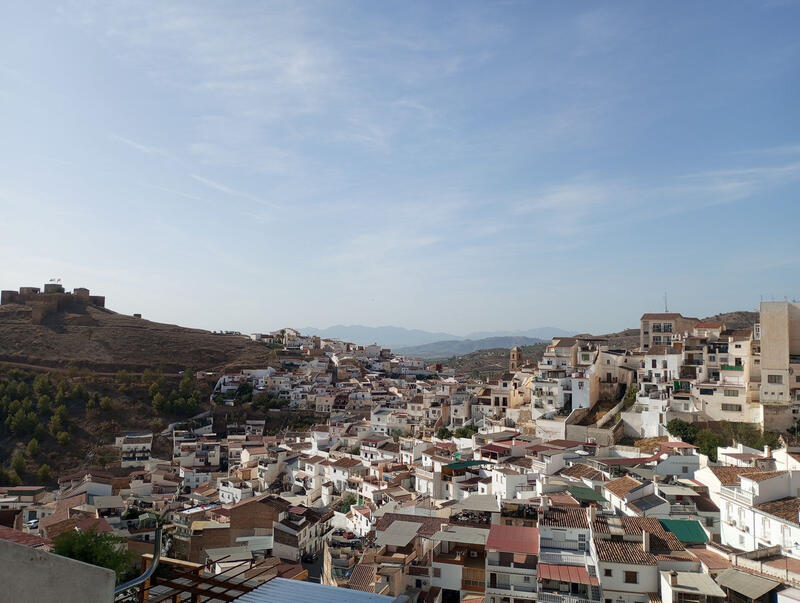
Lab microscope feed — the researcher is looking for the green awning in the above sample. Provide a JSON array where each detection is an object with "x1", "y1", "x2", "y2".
[
  {"x1": 566, "y1": 485, "x2": 606, "y2": 503},
  {"x1": 658, "y1": 519, "x2": 709, "y2": 544},
  {"x1": 445, "y1": 459, "x2": 494, "y2": 470}
]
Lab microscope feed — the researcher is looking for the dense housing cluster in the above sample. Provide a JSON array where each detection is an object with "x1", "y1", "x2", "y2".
[{"x1": 3, "y1": 301, "x2": 800, "y2": 602}]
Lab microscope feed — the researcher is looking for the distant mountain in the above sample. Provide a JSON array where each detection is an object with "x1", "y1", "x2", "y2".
[
  {"x1": 300, "y1": 324, "x2": 573, "y2": 349},
  {"x1": 396, "y1": 336, "x2": 546, "y2": 359},
  {"x1": 463, "y1": 327, "x2": 573, "y2": 340},
  {"x1": 299, "y1": 325, "x2": 461, "y2": 348}
]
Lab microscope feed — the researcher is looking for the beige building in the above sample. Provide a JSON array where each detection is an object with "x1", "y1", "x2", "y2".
[
  {"x1": 759, "y1": 302, "x2": 800, "y2": 431},
  {"x1": 639, "y1": 313, "x2": 699, "y2": 350}
]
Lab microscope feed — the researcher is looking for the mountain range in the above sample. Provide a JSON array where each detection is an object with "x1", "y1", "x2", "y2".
[
  {"x1": 299, "y1": 324, "x2": 573, "y2": 349},
  {"x1": 395, "y1": 336, "x2": 548, "y2": 359}
]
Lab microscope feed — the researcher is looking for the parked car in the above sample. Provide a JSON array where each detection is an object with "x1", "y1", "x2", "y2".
[{"x1": 301, "y1": 552, "x2": 319, "y2": 563}]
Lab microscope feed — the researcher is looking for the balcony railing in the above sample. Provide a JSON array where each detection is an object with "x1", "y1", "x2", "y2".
[
  {"x1": 539, "y1": 551, "x2": 590, "y2": 566},
  {"x1": 720, "y1": 485, "x2": 755, "y2": 505},
  {"x1": 539, "y1": 593, "x2": 596, "y2": 603},
  {"x1": 722, "y1": 364, "x2": 744, "y2": 371}
]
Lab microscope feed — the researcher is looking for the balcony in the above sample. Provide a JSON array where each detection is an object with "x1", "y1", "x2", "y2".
[
  {"x1": 720, "y1": 485, "x2": 755, "y2": 505},
  {"x1": 539, "y1": 550, "x2": 590, "y2": 566},
  {"x1": 539, "y1": 593, "x2": 596, "y2": 603},
  {"x1": 722, "y1": 364, "x2": 744, "y2": 371},
  {"x1": 669, "y1": 503, "x2": 698, "y2": 515}
]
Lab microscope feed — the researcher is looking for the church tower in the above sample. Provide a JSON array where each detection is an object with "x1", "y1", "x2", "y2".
[{"x1": 509, "y1": 346, "x2": 522, "y2": 372}]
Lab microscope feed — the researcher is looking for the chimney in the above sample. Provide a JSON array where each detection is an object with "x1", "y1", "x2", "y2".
[
  {"x1": 765, "y1": 445, "x2": 772, "y2": 459},
  {"x1": 669, "y1": 569, "x2": 678, "y2": 586},
  {"x1": 540, "y1": 495, "x2": 550, "y2": 512},
  {"x1": 587, "y1": 504, "x2": 597, "y2": 523},
  {"x1": 642, "y1": 530, "x2": 650, "y2": 553}
]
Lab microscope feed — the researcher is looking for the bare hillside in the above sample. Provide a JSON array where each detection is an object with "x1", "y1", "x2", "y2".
[{"x1": 0, "y1": 302, "x2": 277, "y2": 373}]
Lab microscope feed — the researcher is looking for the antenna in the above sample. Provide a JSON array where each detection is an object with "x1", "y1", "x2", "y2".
[{"x1": 664, "y1": 291, "x2": 669, "y2": 313}]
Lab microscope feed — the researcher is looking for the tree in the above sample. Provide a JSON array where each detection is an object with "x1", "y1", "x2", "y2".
[
  {"x1": 454, "y1": 425, "x2": 478, "y2": 439},
  {"x1": 37, "y1": 395, "x2": 51, "y2": 415},
  {"x1": 436, "y1": 427, "x2": 453, "y2": 440},
  {"x1": 666, "y1": 419, "x2": 698, "y2": 445},
  {"x1": 179, "y1": 371, "x2": 195, "y2": 397},
  {"x1": 27, "y1": 438, "x2": 40, "y2": 458},
  {"x1": 57, "y1": 431, "x2": 71, "y2": 447},
  {"x1": 100, "y1": 396, "x2": 113, "y2": 412},
  {"x1": 52, "y1": 527, "x2": 133, "y2": 583},
  {"x1": 33, "y1": 374, "x2": 51, "y2": 397},
  {"x1": 37, "y1": 464, "x2": 51, "y2": 483},
  {"x1": 11, "y1": 451, "x2": 26, "y2": 475},
  {"x1": 152, "y1": 392, "x2": 166, "y2": 413},
  {"x1": 340, "y1": 493, "x2": 358, "y2": 513},
  {"x1": 696, "y1": 429, "x2": 725, "y2": 461}
]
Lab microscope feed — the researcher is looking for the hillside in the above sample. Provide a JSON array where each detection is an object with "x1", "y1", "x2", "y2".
[
  {"x1": 0, "y1": 301, "x2": 278, "y2": 373},
  {"x1": 397, "y1": 336, "x2": 546, "y2": 359}
]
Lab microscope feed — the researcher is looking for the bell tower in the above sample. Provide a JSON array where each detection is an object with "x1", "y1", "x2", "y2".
[{"x1": 509, "y1": 346, "x2": 522, "y2": 372}]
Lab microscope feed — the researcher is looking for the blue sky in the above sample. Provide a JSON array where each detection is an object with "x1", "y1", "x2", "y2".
[{"x1": 1, "y1": 1, "x2": 799, "y2": 335}]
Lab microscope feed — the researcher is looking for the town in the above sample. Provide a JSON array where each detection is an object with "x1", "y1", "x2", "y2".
[{"x1": 3, "y1": 297, "x2": 800, "y2": 603}]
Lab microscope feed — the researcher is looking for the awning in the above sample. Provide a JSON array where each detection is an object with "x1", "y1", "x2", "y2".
[
  {"x1": 716, "y1": 568, "x2": 780, "y2": 599},
  {"x1": 538, "y1": 563, "x2": 599, "y2": 586}
]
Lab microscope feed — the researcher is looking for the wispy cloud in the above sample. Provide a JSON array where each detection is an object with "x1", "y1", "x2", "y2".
[{"x1": 190, "y1": 173, "x2": 277, "y2": 208}]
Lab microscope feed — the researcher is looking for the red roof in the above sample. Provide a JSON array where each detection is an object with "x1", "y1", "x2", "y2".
[
  {"x1": 486, "y1": 524, "x2": 539, "y2": 554},
  {"x1": 538, "y1": 563, "x2": 599, "y2": 586},
  {"x1": 0, "y1": 525, "x2": 51, "y2": 550}
]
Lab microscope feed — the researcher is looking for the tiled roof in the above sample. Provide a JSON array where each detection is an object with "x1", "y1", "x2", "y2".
[
  {"x1": 539, "y1": 507, "x2": 589, "y2": 529},
  {"x1": 0, "y1": 525, "x2": 50, "y2": 549},
  {"x1": 603, "y1": 476, "x2": 641, "y2": 498},
  {"x1": 706, "y1": 466, "x2": 766, "y2": 486},
  {"x1": 594, "y1": 539, "x2": 656, "y2": 565},
  {"x1": 593, "y1": 517, "x2": 685, "y2": 554},
  {"x1": 348, "y1": 564, "x2": 377, "y2": 592},
  {"x1": 743, "y1": 470, "x2": 786, "y2": 483},
  {"x1": 559, "y1": 463, "x2": 604, "y2": 481},
  {"x1": 755, "y1": 497, "x2": 800, "y2": 527}
]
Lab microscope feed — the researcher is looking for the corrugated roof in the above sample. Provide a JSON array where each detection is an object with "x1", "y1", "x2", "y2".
[
  {"x1": 235, "y1": 577, "x2": 393, "y2": 602},
  {"x1": 658, "y1": 519, "x2": 709, "y2": 544},
  {"x1": 566, "y1": 485, "x2": 606, "y2": 503},
  {"x1": 716, "y1": 568, "x2": 780, "y2": 599},
  {"x1": 486, "y1": 524, "x2": 539, "y2": 554}
]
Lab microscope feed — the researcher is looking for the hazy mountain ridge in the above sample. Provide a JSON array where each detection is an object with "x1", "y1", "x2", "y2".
[
  {"x1": 397, "y1": 336, "x2": 547, "y2": 359},
  {"x1": 300, "y1": 324, "x2": 572, "y2": 348}
]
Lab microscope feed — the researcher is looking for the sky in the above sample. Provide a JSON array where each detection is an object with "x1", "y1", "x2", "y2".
[{"x1": 1, "y1": 1, "x2": 799, "y2": 336}]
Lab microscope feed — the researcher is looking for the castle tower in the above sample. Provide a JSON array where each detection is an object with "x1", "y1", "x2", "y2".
[{"x1": 509, "y1": 346, "x2": 522, "y2": 372}]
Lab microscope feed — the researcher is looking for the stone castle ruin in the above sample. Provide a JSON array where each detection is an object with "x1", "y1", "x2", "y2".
[{"x1": 1, "y1": 284, "x2": 106, "y2": 325}]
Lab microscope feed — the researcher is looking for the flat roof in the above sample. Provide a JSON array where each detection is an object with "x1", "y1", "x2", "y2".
[
  {"x1": 375, "y1": 520, "x2": 422, "y2": 547},
  {"x1": 236, "y1": 577, "x2": 393, "y2": 603},
  {"x1": 429, "y1": 526, "x2": 489, "y2": 546}
]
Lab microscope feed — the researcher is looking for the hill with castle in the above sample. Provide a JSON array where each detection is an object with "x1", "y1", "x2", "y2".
[{"x1": 0, "y1": 284, "x2": 276, "y2": 373}]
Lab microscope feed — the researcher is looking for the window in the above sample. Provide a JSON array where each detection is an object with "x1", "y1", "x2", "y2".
[
  {"x1": 523, "y1": 576, "x2": 530, "y2": 583},
  {"x1": 722, "y1": 404, "x2": 743, "y2": 412},
  {"x1": 768, "y1": 375, "x2": 783, "y2": 385},
  {"x1": 582, "y1": 354, "x2": 590, "y2": 361},
  {"x1": 682, "y1": 466, "x2": 689, "y2": 473},
  {"x1": 724, "y1": 389, "x2": 740, "y2": 397},
  {"x1": 699, "y1": 388, "x2": 714, "y2": 395},
  {"x1": 663, "y1": 323, "x2": 672, "y2": 332},
  {"x1": 709, "y1": 355, "x2": 716, "y2": 362},
  {"x1": 624, "y1": 571, "x2": 638, "y2": 584},
  {"x1": 604, "y1": 569, "x2": 612, "y2": 577},
  {"x1": 433, "y1": 568, "x2": 441, "y2": 578}
]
